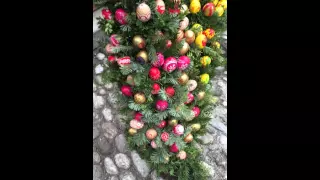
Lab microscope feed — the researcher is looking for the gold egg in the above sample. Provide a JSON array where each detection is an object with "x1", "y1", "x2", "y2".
[
  {"x1": 134, "y1": 93, "x2": 146, "y2": 104},
  {"x1": 197, "y1": 91, "x2": 206, "y2": 100},
  {"x1": 179, "y1": 41, "x2": 190, "y2": 55},
  {"x1": 178, "y1": 72, "x2": 189, "y2": 85},
  {"x1": 136, "y1": 50, "x2": 148, "y2": 64},
  {"x1": 184, "y1": 30, "x2": 195, "y2": 44},
  {"x1": 191, "y1": 123, "x2": 201, "y2": 132},
  {"x1": 184, "y1": 134, "x2": 193, "y2": 143},
  {"x1": 176, "y1": 30, "x2": 184, "y2": 42},
  {"x1": 128, "y1": 128, "x2": 137, "y2": 135},
  {"x1": 146, "y1": 128, "x2": 157, "y2": 140},
  {"x1": 168, "y1": 119, "x2": 178, "y2": 126},
  {"x1": 164, "y1": 156, "x2": 169, "y2": 163},
  {"x1": 126, "y1": 75, "x2": 135, "y2": 86},
  {"x1": 133, "y1": 35, "x2": 146, "y2": 49}
]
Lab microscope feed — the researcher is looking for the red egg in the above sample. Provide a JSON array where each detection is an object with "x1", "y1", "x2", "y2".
[
  {"x1": 192, "y1": 106, "x2": 201, "y2": 117},
  {"x1": 115, "y1": 8, "x2": 128, "y2": 24},
  {"x1": 170, "y1": 143, "x2": 179, "y2": 153},
  {"x1": 157, "y1": 120, "x2": 167, "y2": 128},
  {"x1": 135, "y1": 112, "x2": 143, "y2": 121},
  {"x1": 165, "y1": 86, "x2": 175, "y2": 97},
  {"x1": 185, "y1": 92, "x2": 194, "y2": 104},
  {"x1": 149, "y1": 67, "x2": 161, "y2": 80},
  {"x1": 121, "y1": 85, "x2": 132, "y2": 96},
  {"x1": 152, "y1": 83, "x2": 161, "y2": 94},
  {"x1": 156, "y1": 100, "x2": 168, "y2": 111}
]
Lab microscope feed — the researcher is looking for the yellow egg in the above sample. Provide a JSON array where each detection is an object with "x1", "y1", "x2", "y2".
[
  {"x1": 192, "y1": 23, "x2": 203, "y2": 30},
  {"x1": 189, "y1": 0, "x2": 201, "y2": 14},
  {"x1": 200, "y1": 73, "x2": 210, "y2": 84},
  {"x1": 195, "y1": 34, "x2": 207, "y2": 49},
  {"x1": 191, "y1": 23, "x2": 203, "y2": 36},
  {"x1": 212, "y1": 41, "x2": 221, "y2": 49},
  {"x1": 218, "y1": 0, "x2": 227, "y2": 10},
  {"x1": 212, "y1": 0, "x2": 219, "y2": 6},
  {"x1": 216, "y1": 6, "x2": 224, "y2": 16},
  {"x1": 203, "y1": 28, "x2": 215, "y2": 39},
  {"x1": 200, "y1": 56, "x2": 212, "y2": 66}
]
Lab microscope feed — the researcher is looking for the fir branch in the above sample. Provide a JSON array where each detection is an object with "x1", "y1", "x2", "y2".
[
  {"x1": 120, "y1": 24, "x2": 132, "y2": 32},
  {"x1": 142, "y1": 109, "x2": 153, "y2": 119},
  {"x1": 168, "y1": 108, "x2": 180, "y2": 118},
  {"x1": 131, "y1": 61, "x2": 145, "y2": 73},
  {"x1": 112, "y1": 45, "x2": 133, "y2": 54},
  {"x1": 120, "y1": 65, "x2": 133, "y2": 75},
  {"x1": 128, "y1": 101, "x2": 142, "y2": 111},
  {"x1": 132, "y1": 128, "x2": 149, "y2": 146},
  {"x1": 146, "y1": 45, "x2": 157, "y2": 64},
  {"x1": 154, "y1": 111, "x2": 169, "y2": 121},
  {"x1": 158, "y1": 89, "x2": 168, "y2": 101}
]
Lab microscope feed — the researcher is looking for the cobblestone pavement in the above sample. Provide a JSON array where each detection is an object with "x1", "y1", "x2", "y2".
[{"x1": 93, "y1": 31, "x2": 227, "y2": 180}]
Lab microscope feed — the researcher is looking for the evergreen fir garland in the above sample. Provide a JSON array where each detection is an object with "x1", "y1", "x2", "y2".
[{"x1": 94, "y1": 0, "x2": 227, "y2": 179}]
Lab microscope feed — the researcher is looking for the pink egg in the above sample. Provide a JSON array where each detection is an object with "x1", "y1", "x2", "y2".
[
  {"x1": 162, "y1": 57, "x2": 177, "y2": 73},
  {"x1": 152, "y1": 52, "x2": 165, "y2": 67},
  {"x1": 177, "y1": 56, "x2": 190, "y2": 70},
  {"x1": 130, "y1": 119, "x2": 144, "y2": 129},
  {"x1": 117, "y1": 56, "x2": 131, "y2": 66}
]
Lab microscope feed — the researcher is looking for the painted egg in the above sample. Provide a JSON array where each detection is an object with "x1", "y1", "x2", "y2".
[
  {"x1": 155, "y1": 0, "x2": 165, "y2": 14},
  {"x1": 176, "y1": 30, "x2": 184, "y2": 42},
  {"x1": 189, "y1": 0, "x2": 201, "y2": 14},
  {"x1": 152, "y1": 52, "x2": 165, "y2": 67},
  {"x1": 179, "y1": 17, "x2": 189, "y2": 30},
  {"x1": 130, "y1": 119, "x2": 144, "y2": 129},
  {"x1": 136, "y1": 3, "x2": 152, "y2": 22},
  {"x1": 187, "y1": 80, "x2": 198, "y2": 91},
  {"x1": 195, "y1": 34, "x2": 207, "y2": 49},
  {"x1": 200, "y1": 56, "x2": 212, "y2": 67},
  {"x1": 162, "y1": 57, "x2": 177, "y2": 73},
  {"x1": 177, "y1": 56, "x2": 190, "y2": 70},
  {"x1": 117, "y1": 56, "x2": 131, "y2": 66},
  {"x1": 200, "y1": 73, "x2": 210, "y2": 84},
  {"x1": 202, "y1": 2, "x2": 215, "y2": 17},
  {"x1": 203, "y1": 28, "x2": 215, "y2": 39}
]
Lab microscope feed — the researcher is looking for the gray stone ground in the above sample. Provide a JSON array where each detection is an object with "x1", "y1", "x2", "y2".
[{"x1": 93, "y1": 31, "x2": 227, "y2": 180}]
